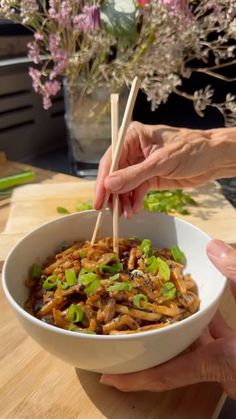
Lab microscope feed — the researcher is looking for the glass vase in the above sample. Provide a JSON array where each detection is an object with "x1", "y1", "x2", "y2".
[{"x1": 64, "y1": 80, "x2": 128, "y2": 179}]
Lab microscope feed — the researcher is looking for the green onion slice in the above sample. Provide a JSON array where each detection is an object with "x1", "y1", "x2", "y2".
[
  {"x1": 30, "y1": 263, "x2": 42, "y2": 279},
  {"x1": 56, "y1": 279, "x2": 69, "y2": 289},
  {"x1": 56, "y1": 206, "x2": 70, "y2": 214},
  {"x1": 163, "y1": 282, "x2": 177, "y2": 300},
  {"x1": 75, "y1": 201, "x2": 93, "y2": 212},
  {"x1": 133, "y1": 293, "x2": 148, "y2": 309},
  {"x1": 65, "y1": 269, "x2": 77, "y2": 286},
  {"x1": 156, "y1": 257, "x2": 170, "y2": 282},
  {"x1": 67, "y1": 304, "x2": 84, "y2": 323},
  {"x1": 140, "y1": 239, "x2": 153, "y2": 257},
  {"x1": 78, "y1": 269, "x2": 98, "y2": 286},
  {"x1": 171, "y1": 245, "x2": 185, "y2": 264},
  {"x1": 79, "y1": 251, "x2": 87, "y2": 259},
  {"x1": 43, "y1": 275, "x2": 58, "y2": 290},
  {"x1": 146, "y1": 256, "x2": 159, "y2": 274},
  {"x1": 107, "y1": 282, "x2": 134, "y2": 292},
  {"x1": 85, "y1": 279, "x2": 101, "y2": 295},
  {"x1": 99, "y1": 262, "x2": 123, "y2": 274},
  {"x1": 109, "y1": 273, "x2": 120, "y2": 281}
]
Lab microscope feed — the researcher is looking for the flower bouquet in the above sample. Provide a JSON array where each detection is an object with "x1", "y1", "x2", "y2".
[
  {"x1": 1, "y1": 1, "x2": 235, "y2": 177},
  {"x1": 1, "y1": 0, "x2": 235, "y2": 121}
]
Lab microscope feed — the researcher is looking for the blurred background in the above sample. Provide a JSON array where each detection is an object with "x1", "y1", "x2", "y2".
[
  {"x1": 0, "y1": 19, "x2": 236, "y2": 419},
  {"x1": 1, "y1": 20, "x2": 235, "y2": 207}
]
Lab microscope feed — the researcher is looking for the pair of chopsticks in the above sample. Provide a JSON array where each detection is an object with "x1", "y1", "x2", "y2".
[{"x1": 91, "y1": 76, "x2": 141, "y2": 252}]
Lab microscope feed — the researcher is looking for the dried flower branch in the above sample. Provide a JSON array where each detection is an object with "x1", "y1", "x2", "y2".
[{"x1": 0, "y1": 0, "x2": 235, "y2": 124}]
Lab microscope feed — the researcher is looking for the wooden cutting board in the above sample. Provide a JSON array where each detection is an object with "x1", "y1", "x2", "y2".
[
  {"x1": 0, "y1": 180, "x2": 235, "y2": 263},
  {"x1": 1, "y1": 176, "x2": 236, "y2": 419}
]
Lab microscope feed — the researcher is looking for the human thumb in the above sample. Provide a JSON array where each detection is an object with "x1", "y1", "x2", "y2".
[
  {"x1": 207, "y1": 240, "x2": 236, "y2": 297},
  {"x1": 104, "y1": 152, "x2": 162, "y2": 194}
]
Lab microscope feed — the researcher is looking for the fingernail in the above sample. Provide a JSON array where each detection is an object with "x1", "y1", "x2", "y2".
[
  {"x1": 105, "y1": 176, "x2": 122, "y2": 192},
  {"x1": 93, "y1": 201, "x2": 101, "y2": 210},
  {"x1": 124, "y1": 210, "x2": 133, "y2": 219},
  {"x1": 207, "y1": 240, "x2": 233, "y2": 259},
  {"x1": 133, "y1": 201, "x2": 142, "y2": 214}
]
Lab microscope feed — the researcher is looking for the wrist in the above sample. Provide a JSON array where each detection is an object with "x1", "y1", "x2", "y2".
[{"x1": 207, "y1": 127, "x2": 236, "y2": 178}]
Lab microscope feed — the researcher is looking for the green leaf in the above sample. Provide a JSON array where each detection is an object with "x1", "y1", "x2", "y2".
[
  {"x1": 101, "y1": 0, "x2": 138, "y2": 43},
  {"x1": 143, "y1": 189, "x2": 197, "y2": 215},
  {"x1": 107, "y1": 282, "x2": 134, "y2": 292},
  {"x1": 183, "y1": 194, "x2": 198, "y2": 206},
  {"x1": 65, "y1": 269, "x2": 77, "y2": 286},
  {"x1": 56, "y1": 206, "x2": 70, "y2": 214},
  {"x1": 171, "y1": 245, "x2": 185, "y2": 264},
  {"x1": 133, "y1": 293, "x2": 148, "y2": 309}
]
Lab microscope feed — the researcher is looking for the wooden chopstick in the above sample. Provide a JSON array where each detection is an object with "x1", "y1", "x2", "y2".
[
  {"x1": 91, "y1": 76, "x2": 141, "y2": 245},
  {"x1": 111, "y1": 93, "x2": 119, "y2": 254}
]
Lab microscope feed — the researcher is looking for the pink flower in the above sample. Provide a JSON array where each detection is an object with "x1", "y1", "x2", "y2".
[
  {"x1": 44, "y1": 80, "x2": 61, "y2": 97},
  {"x1": 43, "y1": 96, "x2": 52, "y2": 110},
  {"x1": 27, "y1": 41, "x2": 41, "y2": 64},
  {"x1": 48, "y1": 0, "x2": 57, "y2": 19},
  {"x1": 49, "y1": 0, "x2": 72, "y2": 28},
  {"x1": 42, "y1": 80, "x2": 61, "y2": 109},
  {"x1": 28, "y1": 67, "x2": 41, "y2": 93},
  {"x1": 74, "y1": 5, "x2": 101, "y2": 33},
  {"x1": 48, "y1": 34, "x2": 68, "y2": 78},
  {"x1": 34, "y1": 33, "x2": 43, "y2": 41},
  {"x1": 159, "y1": 0, "x2": 188, "y2": 12},
  {"x1": 60, "y1": 0, "x2": 72, "y2": 28}
]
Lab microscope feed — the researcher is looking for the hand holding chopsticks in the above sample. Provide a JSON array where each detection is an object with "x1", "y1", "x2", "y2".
[{"x1": 91, "y1": 76, "x2": 141, "y2": 246}]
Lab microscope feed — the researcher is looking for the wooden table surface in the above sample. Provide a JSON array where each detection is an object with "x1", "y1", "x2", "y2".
[{"x1": 0, "y1": 154, "x2": 236, "y2": 419}]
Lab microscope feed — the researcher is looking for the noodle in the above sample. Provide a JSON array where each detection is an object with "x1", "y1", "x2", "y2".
[{"x1": 24, "y1": 237, "x2": 200, "y2": 335}]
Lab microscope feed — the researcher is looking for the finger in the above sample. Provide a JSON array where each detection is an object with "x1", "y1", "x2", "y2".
[
  {"x1": 223, "y1": 381, "x2": 236, "y2": 400},
  {"x1": 94, "y1": 147, "x2": 112, "y2": 209},
  {"x1": 104, "y1": 157, "x2": 214, "y2": 196},
  {"x1": 104, "y1": 151, "x2": 164, "y2": 194},
  {"x1": 100, "y1": 335, "x2": 236, "y2": 392},
  {"x1": 120, "y1": 193, "x2": 134, "y2": 219},
  {"x1": 132, "y1": 182, "x2": 150, "y2": 214},
  {"x1": 207, "y1": 240, "x2": 236, "y2": 298},
  {"x1": 209, "y1": 311, "x2": 233, "y2": 339}
]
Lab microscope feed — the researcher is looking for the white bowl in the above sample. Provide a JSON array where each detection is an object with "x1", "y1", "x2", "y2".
[{"x1": 2, "y1": 210, "x2": 226, "y2": 374}]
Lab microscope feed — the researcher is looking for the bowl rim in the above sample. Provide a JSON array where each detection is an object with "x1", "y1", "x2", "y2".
[{"x1": 2, "y1": 210, "x2": 227, "y2": 341}]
